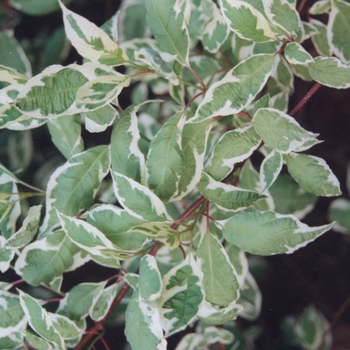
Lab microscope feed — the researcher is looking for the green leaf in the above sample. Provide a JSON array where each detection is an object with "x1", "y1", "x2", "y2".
[
  {"x1": 284, "y1": 42, "x2": 314, "y2": 65},
  {"x1": 18, "y1": 290, "x2": 65, "y2": 349},
  {"x1": 111, "y1": 102, "x2": 148, "y2": 183},
  {"x1": 83, "y1": 105, "x2": 116, "y2": 133},
  {"x1": 144, "y1": 0, "x2": 190, "y2": 65},
  {"x1": 91, "y1": 284, "x2": 119, "y2": 322},
  {"x1": 252, "y1": 108, "x2": 320, "y2": 153},
  {"x1": 86, "y1": 204, "x2": 146, "y2": 250},
  {"x1": 41, "y1": 145, "x2": 110, "y2": 233},
  {"x1": 310, "y1": 19, "x2": 332, "y2": 57},
  {"x1": 206, "y1": 125, "x2": 261, "y2": 181},
  {"x1": 146, "y1": 112, "x2": 185, "y2": 202},
  {"x1": 60, "y1": 1, "x2": 129, "y2": 65},
  {"x1": 111, "y1": 171, "x2": 172, "y2": 222},
  {"x1": 0, "y1": 291, "x2": 26, "y2": 338},
  {"x1": 220, "y1": 0, "x2": 276, "y2": 42},
  {"x1": 24, "y1": 330, "x2": 54, "y2": 350},
  {"x1": 50, "y1": 313, "x2": 83, "y2": 340},
  {"x1": 47, "y1": 114, "x2": 84, "y2": 159},
  {"x1": 6, "y1": 205, "x2": 42, "y2": 248},
  {"x1": 272, "y1": 55, "x2": 294, "y2": 93},
  {"x1": 10, "y1": 0, "x2": 72, "y2": 15},
  {"x1": 57, "y1": 282, "x2": 106, "y2": 321},
  {"x1": 285, "y1": 153, "x2": 341, "y2": 197},
  {"x1": 308, "y1": 56, "x2": 350, "y2": 88},
  {"x1": 309, "y1": 0, "x2": 331, "y2": 14},
  {"x1": 222, "y1": 210, "x2": 333, "y2": 255},
  {"x1": 125, "y1": 289, "x2": 167, "y2": 350},
  {"x1": 260, "y1": 150, "x2": 283, "y2": 191},
  {"x1": 14, "y1": 231, "x2": 81, "y2": 286},
  {"x1": 57, "y1": 212, "x2": 125, "y2": 262},
  {"x1": 139, "y1": 255, "x2": 163, "y2": 304},
  {"x1": 197, "y1": 172, "x2": 264, "y2": 211},
  {"x1": 189, "y1": 54, "x2": 276, "y2": 123},
  {"x1": 160, "y1": 255, "x2": 203, "y2": 335},
  {"x1": 0, "y1": 236, "x2": 15, "y2": 273},
  {"x1": 328, "y1": 198, "x2": 350, "y2": 233},
  {"x1": 264, "y1": 0, "x2": 301, "y2": 39},
  {"x1": 0, "y1": 32, "x2": 31, "y2": 77},
  {"x1": 328, "y1": 0, "x2": 350, "y2": 63},
  {"x1": 197, "y1": 231, "x2": 239, "y2": 306}
]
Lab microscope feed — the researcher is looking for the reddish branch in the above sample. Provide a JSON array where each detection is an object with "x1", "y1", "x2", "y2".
[{"x1": 289, "y1": 82, "x2": 322, "y2": 116}]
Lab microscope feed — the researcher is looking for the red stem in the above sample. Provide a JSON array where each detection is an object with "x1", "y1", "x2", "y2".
[{"x1": 289, "y1": 82, "x2": 322, "y2": 116}]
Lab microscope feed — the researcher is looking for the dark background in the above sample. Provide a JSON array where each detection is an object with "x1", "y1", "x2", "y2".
[{"x1": 1, "y1": 0, "x2": 350, "y2": 349}]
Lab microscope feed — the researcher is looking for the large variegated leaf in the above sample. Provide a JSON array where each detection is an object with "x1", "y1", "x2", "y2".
[
  {"x1": 160, "y1": 255, "x2": 203, "y2": 335},
  {"x1": 285, "y1": 153, "x2": 341, "y2": 197},
  {"x1": 40, "y1": 145, "x2": 110, "y2": 234},
  {"x1": 260, "y1": 150, "x2": 283, "y2": 192},
  {"x1": 0, "y1": 291, "x2": 26, "y2": 338},
  {"x1": 86, "y1": 204, "x2": 146, "y2": 250},
  {"x1": 59, "y1": 1, "x2": 129, "y2": 66},
  {"x1": 111, "y1": 171, "x2": 172, "y2": 222},
  {"x1": 57, "y1": 282, "x2": 106, "y2": 321},
  {"x1": 146, "y1": 112, "x2": 184, "y2": 202},
  {"x1": 189, "y1": 54, "x2": 276, "y2": 123},
  {"x1": 14, "y1": 231, "x2": 83, "y2": 286},
  {"x1": 328, "y1": 0, "x2": 350, "y2": 63},
  {"x1": 252, "y1": 108, "x2": 320, "y2": 153},
  {"x1": 144, "y1": 0, "x2": 190, "y2": 66},
  {"x1": 220, "y1": 0, "x2": 276, "y2": 42},
  {"x1": 57, "y1": 212, "x2": 125, "y2": 262},
  {"x1": 197, "y1": 172, "x2": 264, "y2": 211},
  {"x1": 125, "y1": 289, "x2": 167, "y2": 350},
  {"x1": 139, "y1": 255, "x2": 163, "y2": 304},
  {"x1": 263, "y1": 0, "x2": 301, "y2": 39},
  {"x1": 222, "y1": 210, "x2": 333, "y2": 255},
  {"x1": 197, "y1": 231, "x2": 239, "y2": 307},
  {"x1": 206, "y1": 125, "x2": 261, "y2": 181},
  {"x1": 47, "y1": 115, "x2": 84, "y2": 159},
  {"x1": 18, "y1": 291, "x2": 65, "y2": 349},
  {"x1": 308, "y1": 56, "x2": 350, "y2": 88},
  {"x1": 111, "y1": 102, "x2": 148, "y2": 183}
]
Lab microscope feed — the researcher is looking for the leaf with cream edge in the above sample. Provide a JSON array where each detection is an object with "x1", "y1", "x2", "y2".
[
  {"x1": 111, "y1": 102, "x2": 150, "y2": 183},
  {"x1": 263, "y1": 0, "x2": 301, "y2": 39},
  {"x1": 0, "y1": 236, "x2": 15, "y2": 273},
  {"x1": 206, "y1": 125, "x2": 262, "y2": 181},
  {"x1": 308, "y1": 56, "x2": 350, "y2": 88},
  {"x1": 0, "y1": 290, "x2": 26, "y2": 338},
  {"x1": 284, "y1": 42, "x2": 314, "y2": 65},
  {"x1": 253, "y1": 108, "x2": 320, "y2": 153},
  {"x1": 144, "y1": 0, "x2": 190, "y2": 66},
  {"x1": 222, "y1": 210, "x2": 333, "y2": 255},
  {"x1": 14, "y1": 230, "x2": 84, "y2": 286},
  {"x1": 47, "y1": 114, "x2": 84, "y2": 159},
  {"x1": 260, "y1": 150, "x2": 283, "y2": 192},
  {"x1": 146, "y1": 112, "x2": 185, "y2": 202},
  {"x1": 139, "y1": 255, "x2": 163, "y2": 304},
  {"x1": 59, "y1": 1, "x2": 129, "y2": 66},
  {"x1": 111, "y1": 170, "x2": 172, "y2": 222},
  {"x1": 327, "y1": 0, "x2": 350, "y2": 63},
  {"x1": 197, "y1": 172, "x2": 265, "y2": 211},
  {"x1": 285, "y1": 153, "x2": 341, "y2": 197},
  {"x1": 91, "y1": 284, "x2": 119, "y2": 322},
  {"x1": 197, "y1": 231, "x2": 240, "y2": 307},
  {"x1": 160, "y1": 255, "x2": 204, "y2": 335},
  {"x1": 188, "y1": 54, "x2": 276, "y2": 123},
  {"x1": 18, "y1": 290, "x2": 65, "y2": 349},
  {"x1": 83, "y1": 104, "x2": 117, "y2": 133},
  {"x1": 125, "y1": 289, "x2": 167, "y2": 350},
  {"x1": 219, "y1": 0, "x2": 276, "y2": 43},
  {"x1": 40, "y1": 145, "x2": 110, "y2": 234},
  {"x1": 0, "y1": 65, "x2": 29, "y2": 86}
]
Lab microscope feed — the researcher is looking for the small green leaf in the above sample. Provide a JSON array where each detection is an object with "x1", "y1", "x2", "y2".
[
  {"x1": 24, "y1": 330, "x2": 54, "y2": 350},
  {"x1": 50, "y1": 313, "x2": 84, "y2": 340},
  {"x1": 328, "y1": 198, "x2": 350, "y2": 233},
  {"x1": 197, "y1": 231, "x2": 239, "y2": 306},
  {"x1": 160, "y1": 255, "x2": 203, "y2": 335},
  {"x1": 91, "y1": 284, "x2": 119, "y2": 322},
  {"x1": 11, "y1": 0, "x2": 72, "y2": 16},
  {"x1": 197, "y1": 172, "x2": 264, "y2": 211},
  {"x1": 252, "y1": 108, "x2": 320, "y2": 153},
  {"x1": 0, "y1": 236, "x2": 15, "y2": 273},
  {"x1": 146, "y1": 112, "x2": 185, "y2": 202},
  {"x1": 60, "y1": 1, "x2": 129, "y2": 65},
  {"x1": 189, "y1": 54, "x2": 276, "y2": 123},
  {"x1": 220, "y1": 0, "x2": 276, "y2": 42},
  {"x1": 309, "y1": 0, "x2": 331, "y2": 14},
  {"x1": 260, "y1": 150, "x2": 283, "y2": 192},
  {"x1": 144, "y1": 0, "x2": 190, "y2": 65},
  {"x1": 285, "y1": 153, "x2": 341, "y2": 196},
  {"x1": 284, "y1": 42, "x2": 314, "y2": 65},
  {"x1": 18, "y1": 290, "x2": 65, "y2": 349},
  {"x1": 222, "y1": 210, "x2": 333, "y2": 255},
  {"x1": 83, "y1": 105, "x2": 116, "y2": 133},
  {"x1": 308, "y1": 56, "x2": 350, "y2": 88},
  {"x1": 310, "y1": 19, "x2": 332, "y2": 57}
]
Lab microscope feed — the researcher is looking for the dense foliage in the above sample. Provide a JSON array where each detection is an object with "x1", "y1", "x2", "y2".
[{"x1": 1, "y1": 0, "x2": 350, "y2": 348}]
